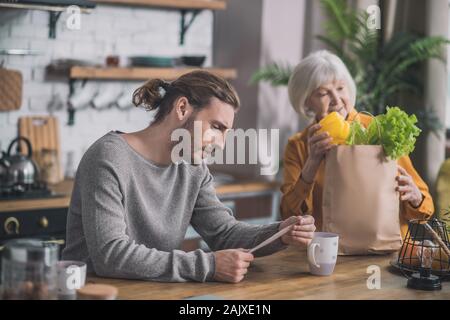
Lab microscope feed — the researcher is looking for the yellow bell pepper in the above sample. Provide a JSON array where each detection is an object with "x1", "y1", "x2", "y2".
[{"x1": 317, "y1": 112, "x2": 350, "y2": 145}]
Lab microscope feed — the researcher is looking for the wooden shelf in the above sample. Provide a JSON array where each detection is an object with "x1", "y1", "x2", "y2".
[
  {"x1": 0, "y1": 2, "x2": 93, "y2": 38},
  {"x1": 93, "y1": 0, "x2": 226, "y2": 10},
  {"x1": 70, "y1": 66, "x2": 237, "y2": 80},
  {"x1": 0, "y1": 2, "x2": 92, "y2": 12}
]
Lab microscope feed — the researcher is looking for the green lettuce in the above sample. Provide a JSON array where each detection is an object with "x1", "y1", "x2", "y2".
[
  {"x1": 346, "y1": 120, "x2": 367, "y2": 145},
  {"x1": 346, "y1": 106, "x2": 421, "y2": 160}
]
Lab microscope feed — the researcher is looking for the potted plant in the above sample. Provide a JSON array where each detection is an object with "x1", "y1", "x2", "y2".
[
  {"x1": 251, "y1": 0, "x2": 449, "y2": 133},
  {"x1": 440, "y1": 207, "x2": 450, "y2": 240}
]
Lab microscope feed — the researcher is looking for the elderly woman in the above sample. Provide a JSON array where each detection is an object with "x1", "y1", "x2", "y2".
[{"x1": 280, "y1": 50, "x2": 434, "y2": 239}]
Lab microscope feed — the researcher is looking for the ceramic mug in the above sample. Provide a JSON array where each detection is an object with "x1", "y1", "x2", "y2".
[
  {"x1": 68, "y1": 82, "x2": 98, "y2": 110},
  {"x1": 91, "y1": 83, "x2": 123, "y2": 110},
  {"x1": 115, "y1": 86, "x2": 135, "y2": 110},
  {"x1": 57, "y1": 260, "x2": 87, "y2": 299},
  {"x1": 307, "y1": 232, "x2": 339, "y2": 276}
]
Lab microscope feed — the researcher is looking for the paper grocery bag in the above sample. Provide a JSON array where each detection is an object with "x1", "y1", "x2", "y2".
[{"x1": 322, "y1": 145, "x2": 402, "y2": 255}]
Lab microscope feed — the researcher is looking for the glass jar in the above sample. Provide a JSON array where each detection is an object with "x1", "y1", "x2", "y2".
[{"x1": 1, "y1": 239, "x2": 59, "y2": 300}]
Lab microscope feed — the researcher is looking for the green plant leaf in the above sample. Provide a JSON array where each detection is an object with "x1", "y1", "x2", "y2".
[{"x1": 249, "y1": 63, "x2": 292, "y2": 86}]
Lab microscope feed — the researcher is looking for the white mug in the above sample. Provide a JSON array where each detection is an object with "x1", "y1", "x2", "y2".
[
  {"x1": 57, "y1": 260, "x2": 87, "y2": 299},
  {"x1": 115, "y1": 86, "x2": 135, "y2": 110},
  {"x1": 307, "y1": 232, "x2": 339, "y2": 276},
  {"x1": 91, "y1": 83, "x2": 123, "y2": 110},
  {"x1": 68, "y1": 82, "x2": 98, "y2": 110}
]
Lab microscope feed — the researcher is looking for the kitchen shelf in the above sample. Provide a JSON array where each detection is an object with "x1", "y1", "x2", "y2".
[
  {"x1": 0, "y1": 2, "x2": 92, "y2": 12},
  {"x1": 0, "y1": 49, "x2": 43, "y2": 55},
  {"x1": 69, "y1": 66, "x2": 238, "y2": 80},
  {"x1": 0, "y1": 2, "x2": 94, "y2": 38},
  {"x1": 93, "y1": 0, "x2": 226, "y2": 44},
  {"x1": 93, "y1": 0, "x2": 226, "y2": 10}
]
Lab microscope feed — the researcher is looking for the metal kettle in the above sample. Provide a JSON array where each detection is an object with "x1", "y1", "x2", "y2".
[
  {"x1": 0, "y1": 150, "x2": 10, "y2": 187},
  {"x1": 5, "y1": 137, "x2": 40, "y2": 186}
]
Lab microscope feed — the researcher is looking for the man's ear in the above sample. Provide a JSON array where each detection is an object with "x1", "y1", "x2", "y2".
[{"x1": 174, "y1": 96, "x2": 192, "y2": 121}]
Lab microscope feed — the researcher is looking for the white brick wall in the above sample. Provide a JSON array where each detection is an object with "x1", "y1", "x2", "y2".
[{"x1": 0, "y1": 6, "x2": 213, "y2": 177}]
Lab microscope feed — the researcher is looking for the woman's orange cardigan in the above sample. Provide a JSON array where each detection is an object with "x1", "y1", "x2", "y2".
[{"x1": 280, "y1": 109, "x2": 434, "y2": 239}]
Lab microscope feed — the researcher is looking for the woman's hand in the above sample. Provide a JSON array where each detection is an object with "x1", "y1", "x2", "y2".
[
  {"x1": 396, "y1": 165, "x2": 423, "y2": 208},
  {"x1": 280, "y1": 215, "x2": 316, "y2": 247},
  {"x1": 307, "y1": 124, "x2": 333, "y2": 163},
  {"x1": 301, "y1": 124, "x2": 333, "y2": 183}
]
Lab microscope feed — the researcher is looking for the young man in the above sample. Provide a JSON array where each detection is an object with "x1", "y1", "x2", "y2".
[{"x1": 62, "y1": 71, "x2": 316, "y2": 283}]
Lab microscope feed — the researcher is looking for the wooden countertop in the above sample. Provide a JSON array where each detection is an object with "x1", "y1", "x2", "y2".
[
  {"x1": 0, "y1": 179, "x2": 280, "y2": 213},
  {"x1": 86, "y1": 247, "x2": 450, "y2": 300},
  {"x1": 0, "y1": 180, "x2": 73, "y2": 213}
]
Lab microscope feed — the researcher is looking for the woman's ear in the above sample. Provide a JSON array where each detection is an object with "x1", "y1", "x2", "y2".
[
  {"x1": 174, "y1": 96, "x2": 192, "y2": 121},
  {"x1": 303, "y1": 99, "x2": 313, "y2": 116}
]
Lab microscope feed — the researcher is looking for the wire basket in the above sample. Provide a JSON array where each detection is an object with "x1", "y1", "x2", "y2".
[{"x1": 397, "y1": 218, "x2": 450, "y2": 290}]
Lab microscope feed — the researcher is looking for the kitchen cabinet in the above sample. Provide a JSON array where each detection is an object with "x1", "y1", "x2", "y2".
[
  {"x1": 0, "y1": 203, "x2": 68, "y2": 283},
  {"x1": 0, "y1": 208, "x2": 67, "y2": 247}
]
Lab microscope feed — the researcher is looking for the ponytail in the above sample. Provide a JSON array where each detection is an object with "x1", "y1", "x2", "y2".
[{"x1": 132, "y1": 79, "x2": 171, "y2": 111}]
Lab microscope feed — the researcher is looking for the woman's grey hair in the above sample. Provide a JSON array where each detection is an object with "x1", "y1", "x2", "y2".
[{"x1": 288, "y1": 50, "x2": 356, "y2": 117}]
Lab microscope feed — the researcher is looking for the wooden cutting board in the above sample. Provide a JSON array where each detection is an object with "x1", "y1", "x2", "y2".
[
  {"x1": 18, "y1": 116, "x2": 63, "y2": 184},
  {"x1": 0, "y1": 67, "x2": 23, "y2": 111}
]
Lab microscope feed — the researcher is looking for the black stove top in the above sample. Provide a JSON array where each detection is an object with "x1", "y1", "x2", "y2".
[{"x1": 0, "y1": 182, "x2": 63, "y2": 201}]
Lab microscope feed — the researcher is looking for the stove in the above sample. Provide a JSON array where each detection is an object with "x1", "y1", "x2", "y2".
[{"x1": 0, "y1": 181, "x2": 62, "y2": 201}]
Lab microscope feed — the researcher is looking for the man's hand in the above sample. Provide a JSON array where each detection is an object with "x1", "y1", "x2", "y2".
[
  {"x1": 280, "y1": 215, "x2": 316, "y2": 247},
  {"x1": 213, "y1": 249, "x2": 254, "y2": 283}
]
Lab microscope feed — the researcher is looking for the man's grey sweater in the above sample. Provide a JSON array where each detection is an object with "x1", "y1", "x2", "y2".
[{"x1": 62, "y1": 131, "x2": 286, "y2": 282}]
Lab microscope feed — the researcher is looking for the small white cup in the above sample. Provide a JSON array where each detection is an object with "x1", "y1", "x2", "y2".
[
  {"x1": 57, "y1": 260, "x2": 87, "y2": 300},
  {"x1": 307, "y1": 232, "x2": 339, "y2": 276},
  {"x1": 92, "y1": 83, "x2": 123, "y2": 110},
  {"x1": 68, "y1": 82, "x2": 99, "y2": 110},
  {"x1": 115, "y1": 86, "x2": 135, "y2": 110}
]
